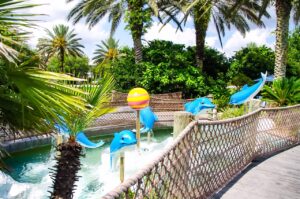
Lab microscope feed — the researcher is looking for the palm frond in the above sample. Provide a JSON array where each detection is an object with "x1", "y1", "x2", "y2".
[{"x1": 64, "y1": 75, "x2": 115, "y2": 135}]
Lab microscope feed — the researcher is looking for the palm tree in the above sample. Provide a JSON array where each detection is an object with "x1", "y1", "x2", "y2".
[
  {"x1": 262, "y1": 77, "x2": 300, "y2": 106},
  {"x1": 37, "y1": 24, "x2": 84, "y2": 72},
  {"x1": 0, "y1": 1, "x2": 87, "y2": 171},
  {"x1": 232, "y1": 0, "x2": 300, "y2": 79},
  {"x1": 160, "y1": 0, "x2": 270, "y2": 70},
  {"x1": 67, "y1": 0, "x2": 159, "y2": 63},
  {"x1": 50, "y1": 75, "x2": 115, "y2": 199},
  {"x1": 93, "y1": 37, "x2": 120, "y2": 64},
  {"x1": 0, "y1": 0, "x2": 41, "y2": 62},
  {"x1": 92, "y1": 37, "x2": 121, "y2": 76},
  {"x1": 0, "y1": 59, "x2": 87, "y2": 169}
]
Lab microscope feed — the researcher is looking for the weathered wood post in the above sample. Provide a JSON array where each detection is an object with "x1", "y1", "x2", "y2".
[
  {"x1": 173, "y1": 111, "x2": 194, "y2": 192},
  {"x1": 136, "y1": 110, "x2": 141, "y2": 150},
  {"x1": 212, "y1": 107, "x2": 218, "y2": 120},
  {"x1": 147, "y1": 131, "x2": 151, "y2": 144},
  {"x1": 173, "y1": 111, "x2": 193, "y2": 138},
  {"x1": 120, "y1": 151, "x2": 125, "y2": 182}
]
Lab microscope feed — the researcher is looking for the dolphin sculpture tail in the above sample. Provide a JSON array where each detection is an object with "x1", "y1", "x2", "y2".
[
  {"x1": 76, "y1": 132, "x2": 105, "y2": 148},
  {"x1": 229, "y1": 72, "x2": 267, "y2": 105},
  {"x1": 139, "y1": 107, "x2": 158, "y2": 133}
]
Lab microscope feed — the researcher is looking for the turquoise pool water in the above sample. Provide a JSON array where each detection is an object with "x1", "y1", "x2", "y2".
[{"x1": 1, "y1": 128, "x2": 173, "y2": 199}]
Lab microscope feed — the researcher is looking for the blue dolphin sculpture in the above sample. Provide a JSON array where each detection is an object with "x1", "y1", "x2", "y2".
[
  {"x1": 110, "y1": 130, "x2": 137, "y2": 170},
  {"x1": 184, "y1": 97, "x2": 215, "y2": 115},
  {"x1": 140, "y1": 107, "x2": 158, "y2": 133},
  {"x1": 230, "y1": 72, "x2": 267, "y2": 105}
]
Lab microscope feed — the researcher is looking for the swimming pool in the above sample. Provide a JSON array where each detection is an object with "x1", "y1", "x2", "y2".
[{"x1": 1, "y1": 128, "x2": 173, "y2": 199}]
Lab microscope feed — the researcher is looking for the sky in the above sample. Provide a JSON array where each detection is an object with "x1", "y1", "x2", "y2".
[{"x1": 26, "y1": 0, "x2": 297, "y2": 61}]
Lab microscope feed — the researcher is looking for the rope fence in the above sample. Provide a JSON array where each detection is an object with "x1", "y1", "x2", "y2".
[{"x1": 102, "y1": 104, "x2": 300, "y2": 199}]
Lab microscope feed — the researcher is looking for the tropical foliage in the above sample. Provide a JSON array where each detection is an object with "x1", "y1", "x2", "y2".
[
  {"x1": 0, "y1": 0, "x2": 40, "y2": 62},
  {"x1": 248, "y1": 0, "x2": 300, "y2": 78},
  {"x1": 287, "y1": 26, "x2": 300, "y2": 77},
  {"x1": 220, "y1": 106, "x2": 245, "y2": 119},
  {"x1": 67, "y1": 0, "x2": 158, "y2": 63},
  {"x1": 48, "y1": 55, "x2": 90, "y2": 78},
  {"x1": 110, "y1": 40, "x2": 229, "y2": 98},
  {"x1": 93, "y1": 37, "x2": 120, "y2": 64},
  {"x1": 37, "y1": 24, "x2": 84, "y2": 71},
  {"x1": 262, "y1": 77, "x2": 300, "y2": 106},
  {"x1": 228, "y1": 43, "x2": 275, "y2": 80},
  {"x1": 0, "y1": 59, "x2": 86, "y2": 133},
  {"x1": 93, "y1": 37, "x2": 121, "y2": 76}
]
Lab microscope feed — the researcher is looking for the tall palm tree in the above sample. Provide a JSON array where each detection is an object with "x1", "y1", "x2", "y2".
[
  {"x1": 37, "y1": 24, "x2": 84, "y2": 72},
  {"x1": 0, "y1": 1, "x2": 87, "y2": 171},
  {"x1": 67, "y1": 0, "x2": 159, "y2": 63},
  {"x1": 93, "y1": 37, "x2": 120, "y2": 64},
  {"x1": 93, "y1": 37, "x2": 121, "y2": 76},
  {"x1": 160, "y1": 0, "x2": 270, "y2": 70},
  {"x1": 50, "y1": 75, "x2": 115, "y2": 199},
  {"x1": 257, "y1": 0, "x2": 300, "y2": 79}
]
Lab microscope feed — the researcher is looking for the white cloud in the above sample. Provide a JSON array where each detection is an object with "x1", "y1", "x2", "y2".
[
  {"x1": 222, "y1": 28, "x2": 274, "y2": 57},
  {"x1": 145, "y1": 22, "x2": 195, "y2": 46},
  {"x1": 144, "y1": 22, "x2": 218, "y2": 48}
]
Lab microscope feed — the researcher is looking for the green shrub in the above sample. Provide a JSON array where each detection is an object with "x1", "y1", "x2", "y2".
[
  {"x1": 220, "y1": 106, "x2": 245, "y2": 119},
  {"x1": 227, "y1": 43, "x2": 274, "y2": 80},
  {"x1": 262, "y1": 77, "x2": 300, "y2": 106}
]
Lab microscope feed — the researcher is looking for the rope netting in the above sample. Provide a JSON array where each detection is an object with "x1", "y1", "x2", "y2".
[{"x1": 102, "y1": 104, "x2": 300, "y2": 199}]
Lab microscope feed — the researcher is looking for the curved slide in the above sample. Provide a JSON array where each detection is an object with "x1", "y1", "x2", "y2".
[
  {"x1": 230, "y1": 72, "x2": 267, "y2": 105},
  {"x1": 76, "y1": 132, "x2": 105, "y2": 148},
  {"x1": 54, "y1": 124, "x2": 105, "y2": 149}
]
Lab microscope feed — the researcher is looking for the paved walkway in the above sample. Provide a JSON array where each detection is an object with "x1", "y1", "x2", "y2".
[{"x1": 217, "y1": 145, "x2": 300, "y2": 199}]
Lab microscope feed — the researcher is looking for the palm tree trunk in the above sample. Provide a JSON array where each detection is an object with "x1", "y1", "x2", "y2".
[
  {"x1": 193, "y1": 3, "x2": 212, "y2": 71},
  {"x1": 274, "y1": 0, "x2": 292, "y2": 79},
  {"x1": 128, "y1": 0, "x2": 144, "y2": 63},
  {"x1": 60, "y1": 47, "x2": 65, "y2": 72},
  {"x1": 50, "y1": 137, "x2": 83, "y2": 199},
  {"x1": 132, "y1": 34, "x2": 143, "y2": 63}
]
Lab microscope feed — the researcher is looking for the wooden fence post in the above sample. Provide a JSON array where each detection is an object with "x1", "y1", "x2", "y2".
[{"x1": 173, "y1": 111, "x2": 193, "y2": 138}]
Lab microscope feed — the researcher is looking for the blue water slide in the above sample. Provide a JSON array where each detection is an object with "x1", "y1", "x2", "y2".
[
  {"x1": 54, "y1": 124, "x2": 105, "y2": 149},
  {"x1": 139, "y1": 107, "x2": 158, "y2": 133},
  {"x1": 76, "y1": 132, "x2": 105, "y2": 148},
  {"x1": 229, "y1": 72, "x2": 267, "y2": 105},
  {"x1": 184, "y1": 97, "x2": 215, "y2": 115},
  {"x1": 54, "y1": 123, "x2": 70, "y2": 135}
]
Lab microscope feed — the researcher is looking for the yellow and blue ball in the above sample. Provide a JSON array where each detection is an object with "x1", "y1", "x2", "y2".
[{"x1": 127, "y1": 88, "x2": 150, "y2": 110}]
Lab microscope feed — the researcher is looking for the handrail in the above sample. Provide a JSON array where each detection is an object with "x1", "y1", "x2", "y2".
[{"x1": 102, "y1": 104, "x2": 300, "y2": 199}]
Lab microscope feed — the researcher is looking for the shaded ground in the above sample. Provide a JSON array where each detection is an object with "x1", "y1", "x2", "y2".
[{"x1": 214, "y1": 145, "x2": 300, "y2": 199}]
